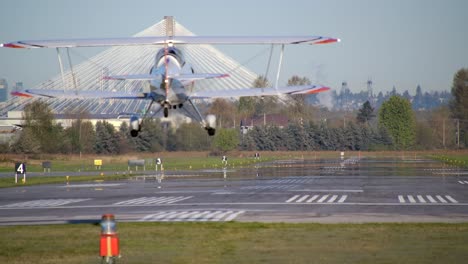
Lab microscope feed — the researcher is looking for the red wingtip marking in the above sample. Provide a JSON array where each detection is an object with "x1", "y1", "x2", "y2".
[
  {"x1": 11, "y1": 91, "x2": 33, "y2": 98},
  {"x1": 305, "y1": 87, "x2": 331, "y2": 94},
  {"x1": 3, "y1": 43, "x2": 25, "y2": 48},
  {"x1": 315, "y1": 38, "x2": 338, "y2": 45}
]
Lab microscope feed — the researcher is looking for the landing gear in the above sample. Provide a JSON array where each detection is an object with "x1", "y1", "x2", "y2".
[
  {"x1": 163, "y1": 107, "x2": 169, "y2": 118},
  {"x1": 206, "y1": 127, "x2": 216, "y2": 136},
  {"x1": 130, "y1": 130, "x2": 139, "y2": 137}
]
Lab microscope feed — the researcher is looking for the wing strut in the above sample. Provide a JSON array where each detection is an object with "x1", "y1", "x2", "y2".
[
  {"x1": 66, "y1": 48, "x2": 78, "y2": 90},
  {"x1": 263, "y1": 44, "x2": 274, "y2": 93},
  {"x1": 274, "y1": 44, "x2": 285, "y2": 90},
  {"x1": 187, "y1": 98, "x2": 205, "y2": 124}
]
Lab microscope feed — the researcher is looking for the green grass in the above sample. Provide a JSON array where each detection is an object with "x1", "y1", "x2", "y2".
[
  {"x1": 0, "y1": 154, "x2": 276, "y2": 173},
  {"x1": 429, "y1": 154, "x2": 468, "y2": 168},
  {"x1": 0, "y1": 174, "x2": 130, "y2": 188},
  {"x1": 0, "y1": 222, "x2": 467, "y2": 263}
]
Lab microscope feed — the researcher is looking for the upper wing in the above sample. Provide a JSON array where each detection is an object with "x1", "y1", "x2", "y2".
[
  {"x1": 1, "y1": 36, "x2": 339, "y2": 49},
  {"x1": 11, "y1": 89, "x2": 148, "y2": 99},
  {"x1": 105, "y1": 73, "x2": 228, "y2": 82},
  {"x1": 189, "y1": 85, "x2": 330, "y2": 99}
]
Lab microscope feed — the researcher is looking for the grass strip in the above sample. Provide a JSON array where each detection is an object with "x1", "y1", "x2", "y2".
[{"x1": 0, "y1": 222, "x2": 467, "y2": 264}]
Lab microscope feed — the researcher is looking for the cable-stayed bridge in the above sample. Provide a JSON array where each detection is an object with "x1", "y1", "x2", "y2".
[{"x1": 0, "y1": 17, "x2": 258, "y2": 117}]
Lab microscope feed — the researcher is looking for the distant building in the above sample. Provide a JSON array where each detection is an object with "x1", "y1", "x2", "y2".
[
  {"x1": 240, "y1": 114, "x2": 289, "y2": 134},
  {"x1": 0, "y1": 79, "x2": 8, "y2": 102},
  {"x1": 13, "y1": 82, "x2": 23, "y2": 92}
]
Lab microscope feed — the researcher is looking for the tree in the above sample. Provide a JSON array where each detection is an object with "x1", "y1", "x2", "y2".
[
  {"x1": 213, "y1": 128, "x2": 239, "y2": 152},
  {"x1": 413, "y1": 85, "x2": 424, "y2": 110},
  {"x1": 173, "y1": 123, "x2": 210, "y2": 151},
  {"x1": 286, "y1": 76, "x2": 313, "y2": 122},
  {"x1": 429, "y1": 106, "x2": 456, "y2": 148},
  {"x1": 94, "y1": 121, "x2": 120, "y2": 154},
  {"x1": 249, "y1": 75, "x2": 280, "y2": 116},
  {"x1": 449, "y1": 68, "x2": 468, "y2": 147},
  {"x1": 378, "y1": 95, "x2": 416, "y2": 149},
  {"x1": 64, "y1": 119, "x2": 95, "y2": 154},
  {"x1": 237, "y1": 75, "x2": 270, "y2": 118},
  {"x1": 11, "y1": 101, "x2": 63, "y2": 153},
  {"x1": 117, "y1": 122, "x2": 132, "y2": 153},
  {"x1": 356, "y1": 100, "x2": 375, "y2": 124},
  {"x1": 207, "y1": 98, "x2": 237, "y2": 128},
  {"x1": 130, "y1": 119, "x2": 164, "y2": 152}
]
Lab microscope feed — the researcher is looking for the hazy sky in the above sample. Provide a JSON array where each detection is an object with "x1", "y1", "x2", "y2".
[{"x1": 0, "y1": 0, "x2": 467, "y2": 94}]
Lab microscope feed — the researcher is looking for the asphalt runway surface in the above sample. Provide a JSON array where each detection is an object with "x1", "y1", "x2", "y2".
[{"x1": 1, "y1": 157, "x2": 468, "y2": 225}]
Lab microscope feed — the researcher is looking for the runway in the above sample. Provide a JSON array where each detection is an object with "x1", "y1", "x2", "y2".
[{"x1": 1, "y1": 157, "x2": 468, "y2": 225}]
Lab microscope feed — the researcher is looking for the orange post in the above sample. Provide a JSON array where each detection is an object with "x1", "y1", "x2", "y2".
[{"x1": 100, "y1": 214, "x2": 119, "y2": 259}]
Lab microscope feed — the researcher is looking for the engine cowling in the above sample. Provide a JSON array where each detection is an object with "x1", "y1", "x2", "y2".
[
  {"x1": 130, "y1": 115, "x2": 141, "y2": 137},
  {"x1": 206, "y1": 114, "x2": 216, "y2": 128},
  {"x1": 205, "y1": 115, "x2": 216, "y2": 136}
]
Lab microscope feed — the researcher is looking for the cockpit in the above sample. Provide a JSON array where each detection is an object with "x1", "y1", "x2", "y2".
[{"x1": 155, "y1": 47, "x2": 185, "y2": 66}]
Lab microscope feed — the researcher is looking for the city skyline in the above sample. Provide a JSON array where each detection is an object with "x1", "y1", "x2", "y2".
[{"x1": 0, "y1": 0, "x2": 467, "y2": 94}]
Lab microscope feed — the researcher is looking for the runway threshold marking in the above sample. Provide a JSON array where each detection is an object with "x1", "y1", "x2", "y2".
[
  {"x1": 398, "y1": 195, "x2": 458, "y2": 204},
  {"x1": 2, "y1": 199, "x2": 91, "y2": 208},
  {"x1": 458, "y1": 181, "x2": 468, "y2": 185},
  {"x1": 139, "y1": 210, "x2": 245, "y2": 222},
  {"x1": 286, "y1": 194, "x2": 348, "y2": 204},
  {"x1": 114, "y1": 196, "x2": 193, "y2": 205}
]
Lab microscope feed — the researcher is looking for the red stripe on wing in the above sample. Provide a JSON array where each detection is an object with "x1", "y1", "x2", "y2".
[
  {"x1": 11, "y1": 91, "x2": 33, "y2": 98},
  {"x1": 304, "y1": 87, "x2": 330, "y2": 94},
  {"x1": 3, "y1": 43, "x2": 26, "y2": 48}
]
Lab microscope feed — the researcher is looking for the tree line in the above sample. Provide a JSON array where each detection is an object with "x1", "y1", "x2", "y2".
[{"x1": 2, "y1": 68, "x2": 467, "y2": 154}]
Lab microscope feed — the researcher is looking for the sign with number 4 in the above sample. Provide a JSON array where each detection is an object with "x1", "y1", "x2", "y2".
[{"x1": 15, "y1": 163, "x2": 26, "y2": 174}]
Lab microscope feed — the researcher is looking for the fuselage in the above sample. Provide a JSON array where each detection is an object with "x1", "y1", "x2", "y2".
[{"x1": 149, "y1": 47, "x2": 194, "y2": 108}]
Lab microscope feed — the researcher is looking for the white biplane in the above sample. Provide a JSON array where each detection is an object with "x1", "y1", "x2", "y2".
[{"x1": 1, "y1": 20, "x2": 339, "y2": 137}]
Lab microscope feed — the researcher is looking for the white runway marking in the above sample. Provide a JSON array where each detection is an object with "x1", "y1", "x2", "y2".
[
  {"x1": 286, "y1": 194, "x2": 348, "y2": 204},
  {"x1": 427, "y1": 195, "x2": 437, "y2": 203},
  {"x1": 242, "y1": 185, "x2": 299, "y2": 190},
  {"x1": 417, "y1": 195, "x2": 426, "y2": 203},
  {"x1": 338, "y1": 195, "x2": 348, "y2": 203},
  {"x1": 286, "y1": 195, "x2": 300, "y2": 203},
  {"x1": 445, "y1": 196, "x2": 458, "y2": 203},
  {"x1": 306, "y1": 195, "x2": 319, "y2": 203},
  {"x1": 398, "y1": 195, "x2": 405, "y2": 203},
  {"x1": 436, "y1": 195, "x2": 447, "y2": 203},
  {"x1": 317, "y1": 195, "x2": 329, "y2": 203},
  {"x1": 3, "y1": 199, "x2": 90, "y2": 208},
  {"x1": 398, "y1": 195, "x2": 458, "y2": 204},
  {"x1": 458, "y1": 181, "x2": 468, "y2": 185},
  {"x1": 292, "y1": 189, "x2": 363, "y2": 193},
  {"x1": 327, "y1": 195, "x2": 338, "y2": 203},
  {"x1": 268, "y1": 179, "x2": 314, "y2": 184},
  {"x1": 296, "y1": 195, "x2": 309, "y2": 203},
  {"x1": 59, "y1": 184, "x2": 121, "y2": 188},
  {"x1": 114, "y1": 196, "x2": 192, "y2": 205},
  {"x1": 140, "y1": 210, "x2": 245, "y2": 222}
]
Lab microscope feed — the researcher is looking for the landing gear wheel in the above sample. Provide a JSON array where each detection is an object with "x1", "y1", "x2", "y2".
[
  {"x1": 206, "y1": 127, "x2": 216, "y2": 136},
  {"x1": 130, "y1": 130, "x2": 139, "y2": 137},
  {"x1": 164, "y1": 107, "x2": 169, "y2": 118}
]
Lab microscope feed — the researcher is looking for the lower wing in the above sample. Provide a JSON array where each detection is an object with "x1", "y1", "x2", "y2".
[
  {"x1": 189, "y1": 85, "x2": 330, "y2": 99},
  {"x1": 11, "y1": 89, "x2": 148, "y2": 99}
]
